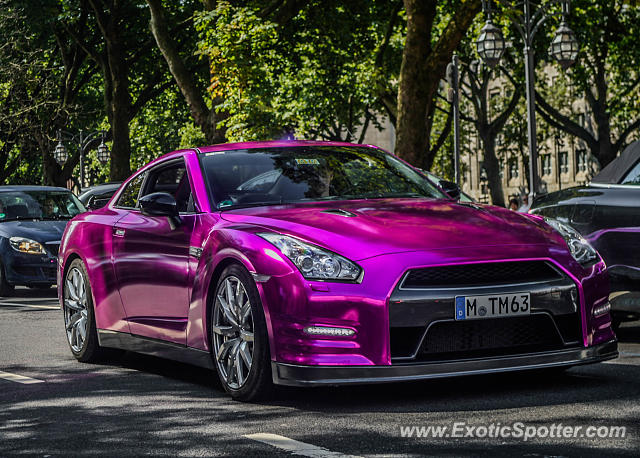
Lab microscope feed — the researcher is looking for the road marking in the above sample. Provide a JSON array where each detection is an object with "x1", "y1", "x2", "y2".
[
  {"x1": 0, "y1": 302, "x2": 59, "y2": 310},
  {"x1": 620, "y1": 352, "x2": 640, "y2": 357},
  {"x1": 0, "y1": 370, "x2": 44, "y2": 384},
  {"x1": 244, "y1": 433, "x2": 361, "y2": 458}
]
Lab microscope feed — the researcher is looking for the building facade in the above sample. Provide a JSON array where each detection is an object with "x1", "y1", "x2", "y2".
[{"x1": 357, "y1": 64, "x2": 603, "y2": 207}]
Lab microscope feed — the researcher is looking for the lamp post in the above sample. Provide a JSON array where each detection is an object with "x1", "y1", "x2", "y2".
[
  {"x1": 446, "y1": 54, "x2": 462, "y2": 185},
  {"x1": 476, "y1": 0, "x2": 578, "y2": 202},
  {"x1": 53, "y1": 129, "x2": 110, "y2": 188}
]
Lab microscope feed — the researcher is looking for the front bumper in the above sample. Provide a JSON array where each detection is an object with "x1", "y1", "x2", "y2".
[
  {"x1": 3, "y1": 249, "x2": 59, "y2": 286},
  {"x1": 272, "y1": 338, "x2": 618, "y2": 386}
]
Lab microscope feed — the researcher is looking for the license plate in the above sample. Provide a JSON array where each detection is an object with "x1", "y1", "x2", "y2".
[{"x1": 455, "y1": 293, "x2": 530, "y2": 320}]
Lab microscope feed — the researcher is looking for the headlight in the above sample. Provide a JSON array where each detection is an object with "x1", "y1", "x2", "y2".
[
  {"x1": 9, "y1": 237, "x2": 46, "y2": 255},
  {"x1": 544, "y1": 218, "x2": 598, "y2": 266},
  {"x1": 257, "y1": 233, "x2": 362, "y2": 281}
]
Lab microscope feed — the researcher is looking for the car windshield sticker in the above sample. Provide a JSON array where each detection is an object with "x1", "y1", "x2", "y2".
[
  {"x1": 295, "y1": 158, "x2": 320, "y2": 165},
  {"x1": 206, "y1": 151, "x2": 226, "y2": 156}
]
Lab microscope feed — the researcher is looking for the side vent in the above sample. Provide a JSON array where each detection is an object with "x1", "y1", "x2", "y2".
[{"x1": 321, "y1": 209, "x2": 357, "y2": 217}]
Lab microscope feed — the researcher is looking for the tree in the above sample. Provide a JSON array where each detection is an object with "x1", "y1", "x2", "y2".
[
  {"x1": 535, "y1": 0, "x2": 640, "y2": 168},
  {"x1": 0, "y1": 0, "x2": 102, "y2": 186},
  {"x1": 63, "y1": 0, "x2": 174, "y2": 180},
  {"x1": 192, "y1": 0, "x2": 401, "y2": 142},
  {"x1": 458, "y1": 58, "x2": 523, "y2": 207},
  {"x1": 147, "y1": 0, "x2": 225, "y2": 144},
  {"x1": 394, "y1": 0, "x2": 481, "y2": 170}
]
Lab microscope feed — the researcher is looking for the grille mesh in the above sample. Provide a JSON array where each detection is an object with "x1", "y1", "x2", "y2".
[
  {"x1": 401, "y1": 261, "x2": 562, "y2": 289},
  {"x1": 419, "y1": 315, "x2": 563, "y2": 360}
]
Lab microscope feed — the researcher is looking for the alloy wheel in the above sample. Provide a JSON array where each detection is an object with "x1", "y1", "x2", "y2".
[
  {"x1": 63, "y1": 267, "x2": 89, "y2": 353},
  {"x1": 212, "y1": 275, "x2": 255, "y2": 389}
]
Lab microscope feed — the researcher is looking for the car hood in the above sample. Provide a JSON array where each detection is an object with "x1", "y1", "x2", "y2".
[
  {"x1": 220, "y1": 198, "x2": 560, "y2": 261},
  {"x1": 0, "y1": 219, "x2": 68, "y2": 243}
]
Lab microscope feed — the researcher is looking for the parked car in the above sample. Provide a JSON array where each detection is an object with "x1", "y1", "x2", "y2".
[
  {"x1": 58, "y1": 141, "x2": 617, "y2": 401},
  {"x1": 78, "y1": 182, "x2": 122, "y2": 210},
  {"x1": 0, "y1": 186, "x2": 85, "y2": 295},
  {"x1": 530, "y1": 140, "x2": 640, "y2": 329}
]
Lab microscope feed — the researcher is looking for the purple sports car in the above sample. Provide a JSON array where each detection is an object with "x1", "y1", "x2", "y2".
[{"x1": 58, "y1": 141, "x2": 617, "y2": 401}]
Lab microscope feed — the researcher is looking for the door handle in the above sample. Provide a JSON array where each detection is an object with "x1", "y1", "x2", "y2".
[{"x1": 113, "y1": 227, "x2": 126, "y2": 237}]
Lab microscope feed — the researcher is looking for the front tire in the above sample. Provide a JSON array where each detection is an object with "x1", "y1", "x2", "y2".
[
  {"x1": 211, "y1": 264, "x2": 273, "y2": 401},
  {"x1": 62, "y1": 258, "x2": 104, "y2": 362},
  {"x1": 0, "y1": 261, "x2": 14, "y2": 297}
]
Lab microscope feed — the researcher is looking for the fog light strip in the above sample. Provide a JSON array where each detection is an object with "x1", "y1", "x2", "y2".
[
  {"x1": 303, "y1": 326, "x2": 355, "y2": 337},
  {"x1": 592, "y1": 302, "x2": 611, "y2": 317}
]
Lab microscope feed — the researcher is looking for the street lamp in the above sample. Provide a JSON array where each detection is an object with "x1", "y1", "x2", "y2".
[
  {"x1": 476, "y1": 0, "x2": 578, "y2": 201},
  {"x1": 549, "y1": 20, "x2": 579, "y2": 70},
  {"x1": 476, "y1": 20, "x2": 506, "y2": 69},
  {"x1": 54, "y1": 129, "x2": 110, "y2": 188}
]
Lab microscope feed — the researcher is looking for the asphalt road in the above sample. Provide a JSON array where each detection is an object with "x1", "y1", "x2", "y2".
[{"x1": 1, "y1": 287, "x2": 639, "y2": 457}]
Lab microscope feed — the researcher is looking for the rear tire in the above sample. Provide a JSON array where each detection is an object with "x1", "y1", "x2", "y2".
[
  {"x1": 0, "y1": 261, "x2": 14, "y2": 297},
  {"x1": 210, "y1": 264, "x2": 273, "y2": 402},
  {"x1": 62, "y1": 258, "x2": 106, "y2": 362}
]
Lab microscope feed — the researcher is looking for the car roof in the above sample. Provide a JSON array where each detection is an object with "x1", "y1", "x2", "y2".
[
  {"x1": 198, "y1": 140, "x2": 378, "y2": 154},
  {"x1": 0, "y1": 185, "x2": 70, "y2": 192},
  {"x1": 79, "y1": 182, "x2": 122, "y2": 194}
]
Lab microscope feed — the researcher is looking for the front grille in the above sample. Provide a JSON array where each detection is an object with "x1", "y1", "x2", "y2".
[
  {"x1": 11, "y1": 266, "x2": 56, "y2": 280},
  {"x1": 417, "y1": 315, "x2": 563, "y2": 361},
  {"x1": 401, "y1": 261, "x2": 562, "y2": 289}
]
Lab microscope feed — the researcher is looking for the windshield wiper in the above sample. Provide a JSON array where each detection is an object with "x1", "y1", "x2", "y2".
[
  {"x1": 41, "y1": 215, "x2": 72, "y2": 220},
  {"x1": 218, "y1": 201, "x2": 287, "y2": 211},
  {"x1": 0, "y1": 216, "x2": 33, "y2": 222},
  {"x1": 356, "y1": 192, "x2": 426, "y2": 199}
]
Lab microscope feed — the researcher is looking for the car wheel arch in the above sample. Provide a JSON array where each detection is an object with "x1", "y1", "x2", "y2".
[
  {"x1": 61, "y1": 253, "x2": 99, "y2": 324},
  {"x1": 203, "y1": 255, "x2": 275, "y2": 357}
]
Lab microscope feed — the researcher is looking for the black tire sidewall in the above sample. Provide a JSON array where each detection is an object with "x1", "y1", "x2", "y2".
[
  {"x1": 211, "y1": 264, "x2": 272, "y2": 401},
  {"x1": 0, "y1": 260, "x2": 14, "y2": 296}
]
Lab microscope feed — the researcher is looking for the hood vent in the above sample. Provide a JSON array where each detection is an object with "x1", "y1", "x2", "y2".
[{"x1": 321, "y1": 209, "x2": 357, "y2": 217}]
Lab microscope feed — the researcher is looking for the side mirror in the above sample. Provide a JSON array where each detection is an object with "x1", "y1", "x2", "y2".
[
  {"x1": 87, "y1": 197, "x2": 111, "y2": 210},
  {"x1": 439, "y1": 180, "x2": 462, "y2": 200},
  {"x1": 139, "y1": 192, "x2": 179, "y2": 217}
]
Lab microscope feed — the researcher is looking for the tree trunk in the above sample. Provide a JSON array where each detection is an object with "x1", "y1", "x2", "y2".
[
  {"x1": 147, "y1": 0, "x2": 225, "y2": 144},
  {"x1": 394, "y1": 0, "x2": 435, "y2": 167},
  {"x1": 395, "y1": 0, "x2": 480, "y2": 168},
  {"x1": 107, "y1": 46, "x2": 132, "y2": 180},
  {"x1": 481, "y1": 136, "x2": 505, "y2": 207}
]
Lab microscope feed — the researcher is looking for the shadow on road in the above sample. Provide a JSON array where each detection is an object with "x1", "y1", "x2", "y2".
[{"x1": 1, "y1": 351, "x2": 638, "y2": 456}]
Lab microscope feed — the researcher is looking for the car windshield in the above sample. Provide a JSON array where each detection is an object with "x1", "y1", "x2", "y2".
[
  {"x1": 200, "y1": 146, "x2": 445, "y2": 209},
  {"x1": 0, "y1": 190, "x2": 85, "y2": 221}
]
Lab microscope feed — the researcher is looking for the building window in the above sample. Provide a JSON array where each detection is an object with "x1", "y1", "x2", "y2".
[
  {"x1": 559, "y1": 151, "x2": 569, "y2": 174},
  {"x1": 576, "y1": 150, "x2": 587, "y2": 173},
  {"x1": 508, "y1": 158, "x2": 519, "y2": 180},
  {"x1": 542, "y1": 155, "x2": 552, "y2": 176}
]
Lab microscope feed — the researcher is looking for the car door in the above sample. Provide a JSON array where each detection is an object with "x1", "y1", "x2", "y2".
[{"x1": 112, "y1": 158, "x2": 197, "y2": 344}]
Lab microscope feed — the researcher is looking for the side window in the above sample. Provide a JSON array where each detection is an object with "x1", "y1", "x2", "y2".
[
  {"x1": 621, "y1": 160, "x2": 640, "y2": 185},
  {"x1": 116, "y1": 173, "x2": 145, "y2": 208},
  {"x1": 142, "y1": 159, "x2": 195, "y2": 213}
]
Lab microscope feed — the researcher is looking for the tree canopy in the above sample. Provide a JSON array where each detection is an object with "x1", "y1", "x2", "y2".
[{"x1": 0, "y1": 0, "x2": 638, "y2": 200}]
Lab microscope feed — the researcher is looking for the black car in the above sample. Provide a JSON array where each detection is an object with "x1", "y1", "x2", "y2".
[
  {"x1": 77, "y1": 181, "x2": 122, "y2": 209},
  {"x1": 530, "y1": 140, "x2": 640, "y2": 329},
  {"x1": 0, "y1": 186, "x2": 85, "y2": 295}
]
